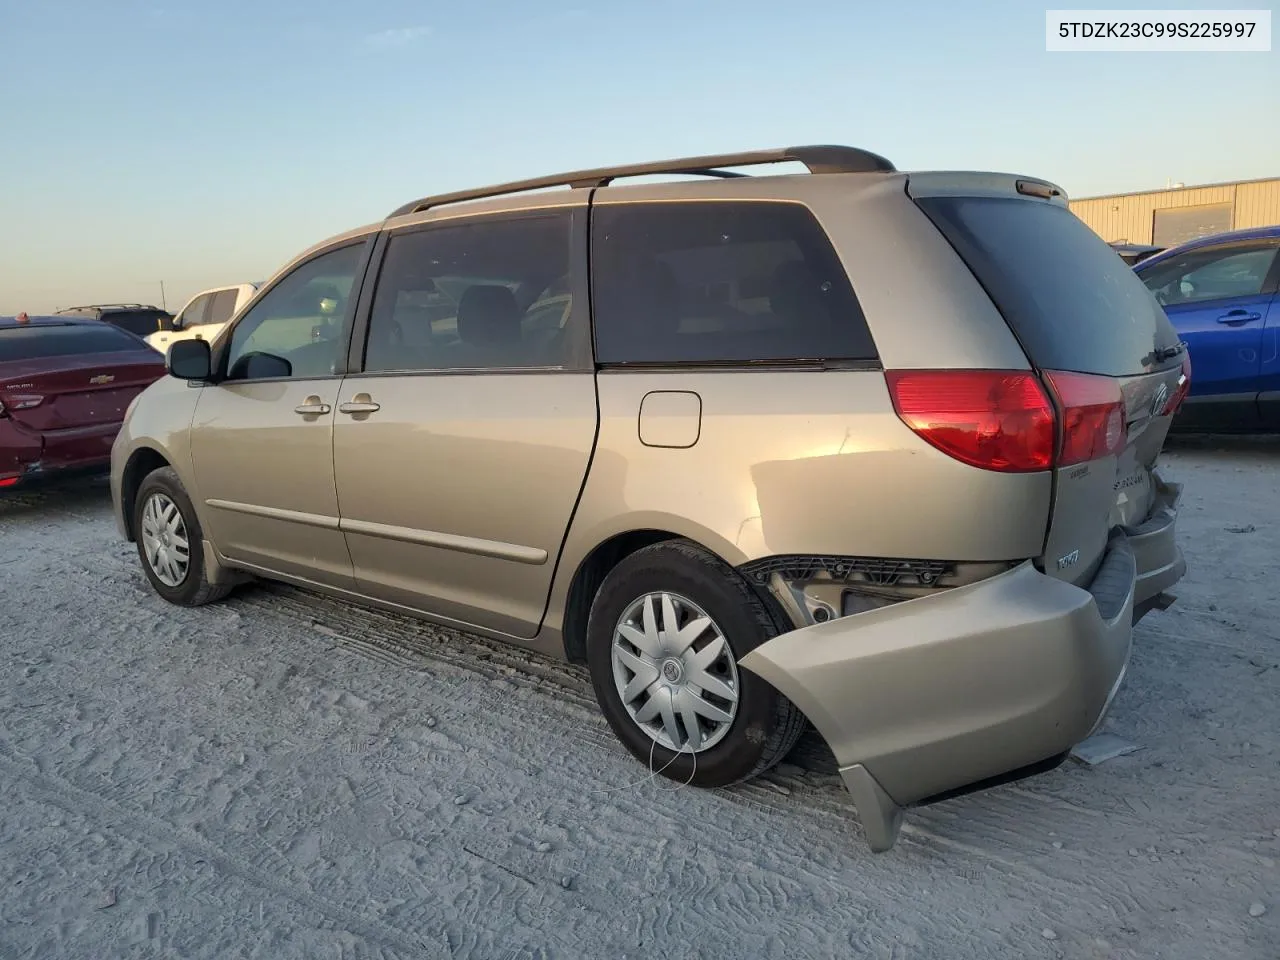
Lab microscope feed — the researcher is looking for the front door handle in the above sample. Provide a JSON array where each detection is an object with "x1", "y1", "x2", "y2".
[
  {"x1": 338, "y1": 393, "x2": 380, "y2": 415},
  {"x1": 1217, "y1": 310, "x2": 1262, "y2": 324},
  {"x1": 294, "y1": 396, "x2": 332, "y2": 416}
]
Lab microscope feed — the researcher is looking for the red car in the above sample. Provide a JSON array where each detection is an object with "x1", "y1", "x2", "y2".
[{"x1": 1, "y1": 315, "x2": 166, "y2": 489}]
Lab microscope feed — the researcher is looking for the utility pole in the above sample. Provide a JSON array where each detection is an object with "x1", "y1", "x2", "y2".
[{"x1": 159, "y1": 281, "x2": 167, "y2": 310}]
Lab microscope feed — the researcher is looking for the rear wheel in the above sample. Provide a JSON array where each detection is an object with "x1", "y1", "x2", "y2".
[
  {"x1": 586, "y1": 540, "x2": 806, "y2": 787},
  {"x1": 133, "y1": 466, "x2": 233, "y2": 607}
]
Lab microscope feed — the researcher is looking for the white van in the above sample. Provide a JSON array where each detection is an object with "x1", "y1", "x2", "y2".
[{"x1": 146, "y1": 283, "x2": 260, "y2": 354}]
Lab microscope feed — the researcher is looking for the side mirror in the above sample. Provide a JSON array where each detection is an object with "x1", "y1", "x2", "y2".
[
  {"x1": 227, "y1": 351, "x2": 292, "y2": 381},
  {"x1": 168, "y1": 338, "x2": 212, "y2": 381}
]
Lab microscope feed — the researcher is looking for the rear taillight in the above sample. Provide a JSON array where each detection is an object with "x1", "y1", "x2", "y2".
[
  {"x1": 1163, "y1": 352, "x2": 1192, "y2": 416},
  {"x1": 885, "y1": 370, "x2": 1056, "y2": 473},
  {"x1": 0, "y1": 476, "x2": 18, "y2": 488},
  {"x1": 886, "y1": 368, "x2": 1127, "y2": 473},
  {"x1": 1042, "y1": 370, "x2": 1126, "y2": 467}
]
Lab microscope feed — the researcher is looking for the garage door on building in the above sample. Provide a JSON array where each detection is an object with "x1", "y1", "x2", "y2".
[{"x1": 1152, "y1": 203, "x2": 1233, "y2": 247}]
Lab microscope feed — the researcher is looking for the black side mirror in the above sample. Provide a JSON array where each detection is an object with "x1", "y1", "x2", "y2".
[
  {"x1": 168, "y1": 338, "x2": 212, "y2": 380},
  {"x1": 227, "y1": 351, "x2": 292, "y2": 381}
]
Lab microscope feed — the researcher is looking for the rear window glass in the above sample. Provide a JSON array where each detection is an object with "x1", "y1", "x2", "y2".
[
  {"x1": 591, "y1": 201, "x2": 877, "y2": 365},
  {"x1": 916, "y1": 196, "x2": 1181, "y2": 377},
  {"x1": 0, "y1": 324, "x2": 152, "y2": 362}
]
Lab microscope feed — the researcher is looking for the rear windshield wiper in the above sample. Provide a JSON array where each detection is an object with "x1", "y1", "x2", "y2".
[{"x1": 1145, "y1": 341, "x2": 1186, "y2": 367}]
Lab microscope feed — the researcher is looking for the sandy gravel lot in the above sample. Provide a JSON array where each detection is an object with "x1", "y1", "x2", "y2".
[{"x1": 1, "y1": 437, "x2": 1277, "y2": 959}]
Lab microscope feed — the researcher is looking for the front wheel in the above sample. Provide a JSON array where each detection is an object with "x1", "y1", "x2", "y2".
[
  {"x1": 133, "y1": 466, "x2": 233, "y2": 607},
  {"x1": 585, "y1": 540, "x2": 806, "y2": 788}
]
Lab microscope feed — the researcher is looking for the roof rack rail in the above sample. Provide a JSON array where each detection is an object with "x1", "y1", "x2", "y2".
[
  {"x1": 388, "y1": 144, "x2": 895, "y2": 218},
  {"x1": 58, "y1": 303, "x2": 161, "y2": 311}
]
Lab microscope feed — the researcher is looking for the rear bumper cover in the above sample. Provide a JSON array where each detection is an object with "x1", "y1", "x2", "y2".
[
  {"x1": 740, "y1": 481, "x2": 1184, "y2": 853},
  {"x1": 2, "y1": 416, "x2": 121, "y2": 488},
  {"x1": 1126, "y1": 474, "x2": 1185, "y2": 609}
]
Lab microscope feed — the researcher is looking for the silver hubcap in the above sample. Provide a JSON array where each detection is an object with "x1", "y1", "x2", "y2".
[
  {"x1": 611, "y1": 591, "x2": 740, "y2": 753},
  {"x1": 140, "y1": 492, "x2": 190, "y2": 588}
]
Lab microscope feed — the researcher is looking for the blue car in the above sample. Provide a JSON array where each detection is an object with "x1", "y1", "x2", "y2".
[{"x1": 1134, "y1": 225, "x2": 1280, "y2": 432}]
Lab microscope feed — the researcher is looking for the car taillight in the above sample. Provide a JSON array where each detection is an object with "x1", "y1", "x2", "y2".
[
  {"x1": 1163, "y1": 352, "x2": 1192, "y2": 416},
  {"x1": 886, "y1": 368, "x2": 1128, "y2": 473},
  {"x1": 885, "y1": 370, "x2": 1056, "y2": 473},
  {"x1": 1041, "y1": 370, "x2": 1127, "y2": 467}
]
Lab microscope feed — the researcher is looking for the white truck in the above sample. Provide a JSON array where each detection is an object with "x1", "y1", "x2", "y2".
[{"x1": 146, "y1": 283, "x2": 260, "y2": 355}]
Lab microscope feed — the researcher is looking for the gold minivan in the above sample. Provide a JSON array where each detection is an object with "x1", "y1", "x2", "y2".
[{"x1": 111, "y1": 146, "x2": 1189, "y2": 851}]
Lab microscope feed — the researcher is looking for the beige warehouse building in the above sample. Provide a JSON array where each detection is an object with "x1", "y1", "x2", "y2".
[{"x1": 1070, "y1": 177, "x2": 1280, "y2": 248}]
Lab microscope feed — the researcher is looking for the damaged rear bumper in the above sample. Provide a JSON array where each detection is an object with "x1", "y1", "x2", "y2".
[
  {"x1": 740, "y1": 483, "x2": 1184, "y2": 853},
  {"x1": 1127, "y1": 473, "x2": 1186, "y2": 612}
]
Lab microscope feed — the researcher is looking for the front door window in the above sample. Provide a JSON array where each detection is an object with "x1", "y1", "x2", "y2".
[{"x1": 224, "y1": 243, "x2": 365, "y2": 381}]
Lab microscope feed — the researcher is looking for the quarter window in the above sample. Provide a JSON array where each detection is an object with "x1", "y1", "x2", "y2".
[
  {"x1": 224, "y1": 242, "x2": 365, "y2": 381},
  {"x1": 591, "y1": 201, "x2": 876, "y2": 365},
  {"x1": 108, "y1": 310, "x2": 164, "y2": 337},
  {"x1": 363, "y1": 211, "x2": 577, "y2": 373}
]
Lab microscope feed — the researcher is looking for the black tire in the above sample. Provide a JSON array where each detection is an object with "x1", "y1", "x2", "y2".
[
  {"x1": 133, "y1": 466, "x2": 234, "y2": 607},
  {"x1": 586, "y1": 539, "x2": 807, "y2": 788}
]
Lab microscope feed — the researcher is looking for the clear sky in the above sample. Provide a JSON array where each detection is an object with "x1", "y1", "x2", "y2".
[{"x1": 1, "y1": 0, "x2": 1277, "y2": 314}]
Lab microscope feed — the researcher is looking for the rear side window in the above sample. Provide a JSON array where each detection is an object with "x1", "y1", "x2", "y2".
[
  {"x1": 591, "y1": 201, "x2": 876, "y2": 365},
  {"x1": 0, "y1": 324, "x2": 150, "y2": 362},
  {"x1": 916, "y1": 196, "x2": 1181, "y2": 377},
  {"x1": 206, "y1": 288, "x2": 241, "y2": 325},
  {"x1": 363, "y1": 211, "x2": 577, "y2": 372},
  {"x1": 108, "y1": 310, "x2": 164, "y2": 337}
]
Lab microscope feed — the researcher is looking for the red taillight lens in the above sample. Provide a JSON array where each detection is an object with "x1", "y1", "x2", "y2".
[
  {"x1": 1042, "y1": 370, "x2": 1127, "y2": 467},
  {"x1": 885, "y1": 370, "x2": 1056, "y2": 473},
  {"x1": 0, "y1": 476, "x2": 19, "y2": 488}
]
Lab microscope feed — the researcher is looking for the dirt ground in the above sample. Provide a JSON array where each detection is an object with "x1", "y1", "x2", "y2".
[{"x1": 1, "y1": 437, "x2": 1277, "y2": 960}]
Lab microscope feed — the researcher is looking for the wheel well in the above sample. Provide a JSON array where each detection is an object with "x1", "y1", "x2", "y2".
[
  {"x1": 561, "y1": 530, "x2": 680, "y2": 663},
  {"x1": 120, "y1": 448, "x2": 171, "y2": 541}
]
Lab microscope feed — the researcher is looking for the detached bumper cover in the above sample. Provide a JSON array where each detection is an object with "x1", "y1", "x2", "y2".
[
  {"x1": 741, "y1": 483, "x2": 1184, "y2": 853},
  {"x1": 1125, "y1": 473, "x2": 1185, "y2": 608}
]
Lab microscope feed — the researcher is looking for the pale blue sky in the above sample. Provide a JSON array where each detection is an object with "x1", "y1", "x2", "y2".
[{"x1": 1, "y1": 0, "x2": 1276, "y2": 314}]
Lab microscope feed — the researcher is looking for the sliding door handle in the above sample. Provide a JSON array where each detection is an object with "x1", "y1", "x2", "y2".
[
  {"x1": 338, "y1": 393, "x2": 380, "y2": 415},
  {"x1": 294, "y1": 396, "x2": 331, "y2": 416}
]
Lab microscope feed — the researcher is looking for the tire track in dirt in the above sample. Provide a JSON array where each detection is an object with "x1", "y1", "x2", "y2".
[
  {"x1": 16, "y1": 545, "x2": 796, "y2": 955},
  {"x1": 0, "y1": 741, "x2": 589, "y2": 959}
]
